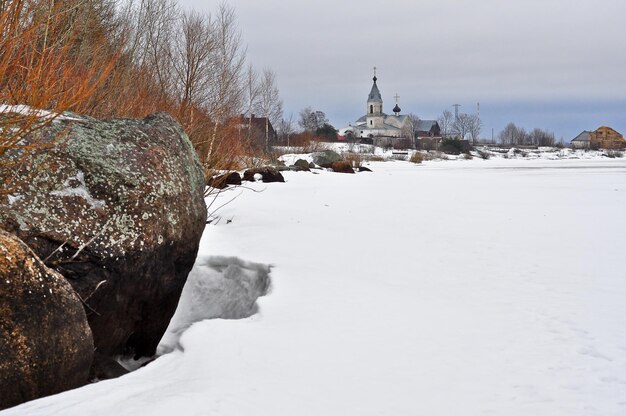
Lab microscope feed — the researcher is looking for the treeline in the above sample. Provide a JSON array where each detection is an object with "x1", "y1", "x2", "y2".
[
  {"x1": 498, "y1": 122, "x2": 555, "y2": 146},
  {"x1": 0, "y1": 0, "x2": 282, "y2": 172}
]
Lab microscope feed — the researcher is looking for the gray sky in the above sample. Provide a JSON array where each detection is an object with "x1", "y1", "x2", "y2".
[{"x1": 180, "y1": 0, "x2": 626, "y2": 140}]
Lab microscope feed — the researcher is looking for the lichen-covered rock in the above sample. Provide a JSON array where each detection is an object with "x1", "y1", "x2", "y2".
[
  {"x1": 312, "y1": 150, "x2": 343, "y2": 168},
  {"x1": 291, "y1": 159, "x2": 311, "y2": 171},
  {"x1": 0, "y1": 113, "x2": 207, "y2": 360},
  {"x1": 243, "y1": 167, "x2": 285, "y2": 183},
  {"x1": 0, "y1": 229, "x2": 93, "y2": 410}
]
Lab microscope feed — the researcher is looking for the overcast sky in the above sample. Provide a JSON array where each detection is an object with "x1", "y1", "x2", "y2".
[{"x1": 180, "y1": 0, "x2": 626, "y2": 140}]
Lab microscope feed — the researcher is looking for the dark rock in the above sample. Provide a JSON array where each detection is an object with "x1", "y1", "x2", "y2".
[
  {"x1": 312, "y1": 150, "x2": 343, "y2": 168},
  {"x1": 0, "y1": 230, "x2": 93, "y2": 410},
  {"x1": 0, "y1": 113, "x2": 207, "y2": 361},
  {"x1": 292, "y1": 159, "x2": 311, "y2": 171},
  {"x1": 331, "y1": 161, "x2": 355, "y2": 174},
  {"x1": 207, "y1": 171, "x2": 242, "y2": 189},
  {"x1": 243, "y1": 167, "x2": 285, "y2": 183},
  {"x1": 89, "y1": 353, "x2": 130, "y2": 381},
  {"x1": 358, "y1": 166, "x2": 372, "y2": 172}
]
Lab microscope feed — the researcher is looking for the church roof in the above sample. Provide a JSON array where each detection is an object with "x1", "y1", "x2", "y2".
[
  {"x1": 417, "y1": 120, "x2": 438, "y2": 131},
  {"x1": 368, "y1": 77, "x2": 382, "y2": 103}
]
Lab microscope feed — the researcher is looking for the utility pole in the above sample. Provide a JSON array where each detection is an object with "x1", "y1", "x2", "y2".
[{"x1": 453, "y1": 104, "x2": 461, "y2": 120}]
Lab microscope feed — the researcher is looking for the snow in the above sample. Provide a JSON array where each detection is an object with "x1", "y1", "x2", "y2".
[
  {"x1": 4, "y1": 157, "x2": 626, "y2": 415},
  {"x1": 50, "y1": 171, "x2": 106, "y2": 209},
  {"x1": 0, "y1": 104, "x2": 82, "y2": 122}
]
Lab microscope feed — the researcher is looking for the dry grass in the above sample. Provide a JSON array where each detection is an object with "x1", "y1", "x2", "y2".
[
  {"x1": 410, "y1": 152, "x2": 424, "y2": 164},
  {"x1": 344, "y1": 152, "x2": 362, "y2": 168}
]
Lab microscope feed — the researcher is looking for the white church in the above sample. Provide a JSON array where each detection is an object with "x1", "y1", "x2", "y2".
[{"x1": 338, "y1": 71, "x2": 440, "y2": 144}]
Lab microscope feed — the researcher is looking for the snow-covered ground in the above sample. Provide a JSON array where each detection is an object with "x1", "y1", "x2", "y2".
[{"x1": 5, "y1": 157, "x2": 626, "y2": 415}]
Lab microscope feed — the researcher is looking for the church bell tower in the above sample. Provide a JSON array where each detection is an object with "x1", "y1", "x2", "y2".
[{"x1": 366, "y1": 67, "x2": 384, "y2": 129}]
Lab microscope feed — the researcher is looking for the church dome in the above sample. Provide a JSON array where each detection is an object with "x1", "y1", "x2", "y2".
[{"x1": 393, "y1": 104, "x2": 401, "y2": 114}]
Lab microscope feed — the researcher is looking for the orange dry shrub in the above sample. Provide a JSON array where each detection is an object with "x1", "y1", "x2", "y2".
[{"x1": 0, "y1": 0, "x2": 116, "y2": 196}]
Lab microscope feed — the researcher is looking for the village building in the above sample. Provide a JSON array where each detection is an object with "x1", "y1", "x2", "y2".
[
  {"x1": 233, "y1": 114, "x2": 277, "y2": 148},
  {"x1": 571, "y1": 126, "x2": 625, "y2": 149},
  {"x1": 338, "y1": 71, "x2": 440, "y2": 147}
]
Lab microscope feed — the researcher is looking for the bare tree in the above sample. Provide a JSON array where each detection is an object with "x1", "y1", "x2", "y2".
[
  {"x1": 438, "y1": 109, "x2": 454, "y2": 139},
  {"x1": 205, "y1": 2, "x2": 246, "y2": 162},
  {"x1": 255, "y1": 68, "x2": 283, "y2": 148},
  {"x1": 298, "y1": 107, "x2": 328, "y2": 132},
  {"x1": 467, "y1": 114, "x2": 482, "y2": 144},
  {"x1": 528, "y1": 128, "x2": 555, "y2": 146},
  {"x1": 277, "y1": 114, "x2": 295, "y2": 146},
  {"x1": 401, "y1": 113, "x2": 421, "y2": 145},
  {"x1": 452, "y1": 113, "x2": 472, "y2": 140},
  {"x1": 498, "y1": 122, "x2": 528, "y2": 145},
  {"x1": 171, "y1": 10, "x2": 215, "y2": 121},
  {"x1": 242, "y1": 64, "x2": 259, "y2": 142}
]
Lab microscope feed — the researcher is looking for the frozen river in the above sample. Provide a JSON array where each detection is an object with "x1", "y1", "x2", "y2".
[{"x1": 7, "y1": 158, "x2": 626, "y2": 416}]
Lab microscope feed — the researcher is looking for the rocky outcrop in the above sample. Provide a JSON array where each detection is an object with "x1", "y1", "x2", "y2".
[
  {"x1": 312, "y1": 150, "x2": 343, "y2": 168},
  {"x1": 0, "y1": 113, "x2": 207, "y2": 361},
  {"x1": 243, "y1": 167, "x2": 285, "y2": 183},
  {"x1": 0, "y1": 230, "x2": 93, "y2": 410}
]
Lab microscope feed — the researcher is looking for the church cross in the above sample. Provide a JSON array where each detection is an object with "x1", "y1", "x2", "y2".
[
  {"x1": 373, "y1": 66, "x2": 377, "y2": 77},
  {"x1": 394, "y1": 93, "x2": 400, "y2": 104}
]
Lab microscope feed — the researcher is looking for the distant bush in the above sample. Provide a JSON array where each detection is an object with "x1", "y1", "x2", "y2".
[
  {"x1": 476, "y1": 149, "x2": 490, "y2": 160},
  {"x1": 439, "y1": 138, "x2": 464, "y2": 155},
  {"x1": 463, "y1": 153, "x2": 473, "y2": 160},
  {"x1": 410, "y1": 152, "x2": 424, "y2": 164}
]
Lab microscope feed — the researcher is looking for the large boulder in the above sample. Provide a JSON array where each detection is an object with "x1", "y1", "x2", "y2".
[
  {"x1": 312, "y1": 150, "x2": 343, "y2": 168},
  {"x1": 291, "y1": 159, "x2": 311, "y2": 171},
  {"x1": 207, "y1": 171, "x2": 242, "y2": 189},
  {"x1": 0, "y1": 230, "x2": 93, "y2": 410},
  {"x1": 331, "y1": 161, "x2": 355, "y2": 174},
  {"x1": 0, "y1": 112, "x2": 207, "y2": 360}
]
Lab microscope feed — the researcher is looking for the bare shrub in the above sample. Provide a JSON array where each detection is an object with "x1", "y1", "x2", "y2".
[
  {"x1": 0, "y1": 0, "x2": 116, "y2": 196},
  {"x1": 362, "y1": 154, "x2": 385, "y2": 162},
  {"x1": 344, "y1": 152, "x2": 362, "y2": 168}
]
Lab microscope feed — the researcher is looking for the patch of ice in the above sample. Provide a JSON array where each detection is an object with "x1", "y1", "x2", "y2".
[{"x1": 157, "y1": 256, "x2": 271, "y2": 354}]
